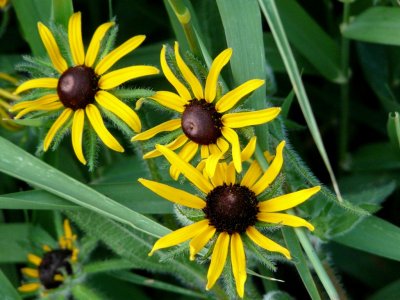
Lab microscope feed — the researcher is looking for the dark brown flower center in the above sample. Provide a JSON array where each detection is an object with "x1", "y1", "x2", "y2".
[
  {"x1": 57, "y1": 66, "x2": 99, "y2": 110},
  {"x1": 204, "y1": 183, "x2": 259, "y2": 234},
  {"x1": 38, "y1": 249, "x2": 73, "y2": 289},
  {"x1": 181, "y1": 99, "x2": 222, "y2": 145}
]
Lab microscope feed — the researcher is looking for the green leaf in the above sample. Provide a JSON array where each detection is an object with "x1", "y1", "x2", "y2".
[
  {"x1": 84, "y1": 259, "x2": 135, "y2": 274},
  {"x1": 343, "y1": 7, "x2": 400, "y2": 46},
  {"x1": 72, "y1": 284, "x2": 105, "y2": 300},
  {"x1": 351, "y1": 143, "x2": 400, "y2": 171},
  {"x1": 369, "y1": 278, "x2": 400, "y2": 300},
  {"x1": 387, "y1": 112, "x2": 400, "y2": 150},
  {"x1": 0, "y1": 269, "x2": 22, "y2": 300},
  {"x1": 51, "y1": 0, "x2": 74, "y2": 29},
  {"x1": 0, "y1": 224, "x2": 30, "y2": 263}
]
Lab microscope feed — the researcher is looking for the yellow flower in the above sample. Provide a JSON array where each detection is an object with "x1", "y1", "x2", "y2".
[
  {"x1": 18, "y1": 219, "x2": 79, "y2": 294},
  {"x1": 0, "y1": 72, "x2": 20, "y2": 130},
  {"x1": 0, "y1": 0, "x2": 8, "y2": 9},
  {"x1": 132, "y1": 42, "x2": 280, "y2": 178},
  {"x1": 12, "y1": 12, "x2": 159, "y2": 165},
  {"x1": 139, "y1": 141, "x2": 320, "y2": 298}
]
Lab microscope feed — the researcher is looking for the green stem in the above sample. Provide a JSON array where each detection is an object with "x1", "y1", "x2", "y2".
[{"x1": 108, "y1": 0, "x2": 113, "y2": 19}]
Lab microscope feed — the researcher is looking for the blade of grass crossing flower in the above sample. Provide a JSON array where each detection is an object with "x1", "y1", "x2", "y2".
[
  {"x1": 258, "y1": 0, "x2": 344, "y2": 203},
  {"x1": 72, "y1": 284, "x2": 104, "y2": 300},
  {"x1": 0, "y1": 270, "x2": 22, "y2": 300},
  {"x1": 51, "y1": 0, "x2": 74, "y2": 29}
]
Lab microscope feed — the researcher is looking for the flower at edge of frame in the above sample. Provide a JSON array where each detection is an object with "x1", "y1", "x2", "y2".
[{"x1": 0, "y1": 72, "x2": 20, "y2": 130}]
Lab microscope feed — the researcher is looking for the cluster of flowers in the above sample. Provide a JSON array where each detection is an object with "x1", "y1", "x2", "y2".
[{"x1": 13, "y1": 13, "x2": 320, "y2": 298}]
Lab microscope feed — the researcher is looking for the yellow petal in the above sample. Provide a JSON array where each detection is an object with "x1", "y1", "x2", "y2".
[
  {"x1": 160, "y1": 45, "x2": 192, "y2": 100},
  {"x1": 18, "y1": 283, "x2": 41, "y2": 293},
  {"x1": 42, "y1": 245, "x2": 52, "y2": 252},
  {"x1": 205, "y1": 48, "x2": 232, "y2": 103},
  {"x1": 53, "y1": 274, "x2": 64, "y2": 282},
  {"x1": 258, "y1": 186, "x2": 321, "y2": 213},
  {"x1": 246, "y1": 226, "x2": 291, "y2": 259},
  {"x1": 132, "y1": 119, "x2": 181, "y2": 141},
  {"x1": 142, "y1": 134, "x2": 188, "y2": 159},
  {"x1": 85, "y1": 104, "x2": 124, "y2": 152},
  {"x1": 257, "y1": 212, "x2": 315, "y2": 231},
  {"x1": 68, "y1": 12, "x2": 85, "y2": 65},
  {"x1": 98, "y1": 65, "x2": 159, "y2": 90},
  {"x1": 201, "y1": 145, "x2": 209, "y2": 159},
  {"x1": 21, "y1": 268, "x2": 39, "y2": 278},
  {"x1": 230, "y1": 233, "x2": 246, "y2": 298},
  {"x1": 28, "y1": 254, "x2": 42, "y2": 266},
  {"x1": 170, "y1": 141, "x2": 198, "y2": 180},
  {"x1": 149, "y1": 220, "x2": 209, "y2": 256},
  {"x1": 10, "y1": 94, "x2": 59, "y2": 112},
  {"x1": 95, "y1": 90, "x2": 141, "y2": 132},
  {"x1": 156, "y1": 144, "x2": 213, "y2": 194},
  {"x1": 240, "y1": 160, "x2": 262, "y2": 188},
  {"x1": 206, "y1": 232, "x2": 230, "y2": 291},
  {"x1": 241, "y1": 136, "x2": 257, "y2": 161},
  {"x1": 205, "y1": 151, "x2": 224, "y2": 179},
  {"x1": 216, "y1": 138, "x2": 229, "y2": 155},
  {"x1": 210, "y1": 163, "x2": 225, "y2": 187},
  {"x1": 215, "y1": 79, "x2": 265, "y2": 113},
  {"x1": 37, "y1": 22, "x2": 68, "y2": 73},
  {"x1": 225, "y1": 162, "x2": 236, "y2": 185},
  {"x1": 221, "y1": 127, "x2": 242, "y2": 173},
  {"x1": 138, "y1": 178, "x2": 206, "y2": 209},
  {"x1": 251, "y1": 141, "x2": 285, "y2": 195},
  {"x1": 14, "y1": 78, "x2": 58, "y2": 95},
  {"x1": 189, "y1": 225, "x2": 216, "y2": 261},
  {"x1": 0, "y1": 72, "x2": 18, "y2": 84},
  {"x1": 150, "y1": 91, "x2": 187, "y2": 112},
  {"x1": 71, "y1": 109, "x2": 86, "y2": 164},
  {"x1": 44, "y1": 109, "x2": 73, "y2": 151},
  {"x1": 15, "y1": 102, "x2": 63, "y2": 119},
  {"x1": 95, "y1": 35, "x2": 146, "y2": 75},
  {"x1": 222, "y1": 107, "x2": 281, "y2": 128},
  {"x1": 85, "y1": 22, "x2": 115, "y2": 67},
  {"x1": 174, "y1": 42, "x2": 203, "y2": 99}
]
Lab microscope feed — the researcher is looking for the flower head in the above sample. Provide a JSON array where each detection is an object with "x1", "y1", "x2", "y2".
[
  {"x1": 12, "y1": 12, "x2": 159, "y2": 165},
  {"x1": 132, "y1": 42, "x2": 280, "y2": 178},
  {"x1": 0, "y1": 72, "x2": 20, "y2": 130},
  {"x1": 139, "y1": 141, "x2": 320, "y2": 298},
  {"x1": 18, "y1": 219, "x2": 79, "y2": 294},
  {"x1": 0, "y1": 0, "x2": 8, "y2": 10}
]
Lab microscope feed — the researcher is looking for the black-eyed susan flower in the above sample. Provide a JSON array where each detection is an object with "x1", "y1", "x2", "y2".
[
  {"x1": 132, "y1": 42, "x2": 280, "y2": 178},
  {"x1": 18, "y1": 219, "x2": 79, "y2": 294},
  {"x1": 0, "y1": 0, "x2": 8, "y2": 10},
  {"x1": 11, "y1": 12, "x2": 159, "y2": 165},
  {"x1": 0, "y1": 72, "x2": 20, "y2": 130},
  {"x1": 139, "y1": 142, "x2": 320, "y2": 298}
]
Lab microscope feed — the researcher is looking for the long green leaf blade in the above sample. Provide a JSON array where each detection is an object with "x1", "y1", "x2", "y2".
[{"x1": 0, "y1": 269, "x2": 22, "y2": 300}]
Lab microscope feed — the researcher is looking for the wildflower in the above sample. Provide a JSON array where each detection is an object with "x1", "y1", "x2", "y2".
[
  {"x1": 139, "y1": 141, "x2": 320, "y2": 298},
  {"x1": 0, "y1": 72, "x2": 20, "y2": 130},
  {"x1": 132, "y1": 42, "x2": 280, "y2": 178},
  {"x1": 12, "y1": 12, "x2": 159, "y2": 164},
  {"x1": 0, "y1": 0, "x2": 8, "y2": 10}
]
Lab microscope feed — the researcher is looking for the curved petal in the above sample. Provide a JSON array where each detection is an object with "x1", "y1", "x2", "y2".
[
  {"x1": 251, "y1": 141, "x2": 285, "y2": 196},
  {"x1": 241, "y1": 136, "x2": 257, "y2": 161},
  {"x1": 85, "y1": 22, "x2": 115, "y2": 67},
  {"x1": 204, "y1": 48, "x2": 232, "y2": 103},
  {"x1": 206, "y1": 232, "x2": 230, "y2": 291},
  {"x1": 15, "y1": 102, "x2": 63, "y2": 119},
  {"x1": 44, "y1": 109, "x2": 72, "y2": 151},
  {"x1": 174, "y1": 42, "x2": 203, "y2": 99},
  {"x1": 216, "y1": 138, "x2": 229, "y2": 155},
  {"x1": 210, "y1": 163, "x2": 226, "y2": 187},
  {"x1": 240, "y1": 160, "x2": 262, "y2": 188},
  {"x1": 246, "y1": 226, "x2": 290, "y2": 259},
  {"x1": 28, "y1": 254, "x2": 42, "y2": 266},
  {"x1": 201, "y1": 145, "x2": 209, "y2": 159},
  {"x1": 258, "y1": 186, "x2": 321, "y2": 213},
  {"x1": 138, "y1": 178, "x2": 206, "y2": 209},
  {"x1": 68, "y1": 12, "x2": 85, "y2": 65},
  {"x1": 21, "y1": 268, "x2": 39, "y2": 278},
  {"x1": 156, "y1": 144, "x2": 213, "y2": 194},
  {"x1": 205, "y1": 151, "x2": 224, "y2": 179},
  {"x1": 98, "y1": 65, "x2": 159, "y2": 90},
  {"x1": 170, "y1": 141, "x2": 199, "y2": 180},
  {"x1": 257, "y1": 212, "x2": 315, "y2": 231},
  {"x1": 85, "y1": 104, "x2": 124, "y2": 152},
  {"x1": 142, "y1": 134, "x2": 188, "y2": 159},
  {"x1": 231, "y1": 233, "x2": 246, "y2": 298},
  {"x1": 37, "y1": 23, "x2": 68, "y2": 73},
  {"x1": 132, "y1": 119, "x2": 181, "y2": 141},
  {"x1": 10, "y1": 94, "x2": 59, "y2": 112},
  {"x1": 215, "y1": 79, "x2": 265, "y2": 113},
  {"x1": 189, "y1": 225, "x2": 216, "y2": 261},
  {"x1": 95, "y1": 35, "x2": 146, "y2": 75},
  {"x1": 221, "y1": 127, "x2": 242, "y2": 173},
  {"x1": 18, "y1": 283, "x2": 41, "y2": 293},
  {"x1": 95, "y1": 90, "x2": 141, "y2": 132},
  {"x1": 15, "y1": 78, "x2": 58, "y2": 95},
  {"x1": 222, "y1": 107, "x2": 281, "y2": 128},
  {"x1": 149, "y1": 220, "x2": 209, "y2": 256},
  {"x1": 150, "y1": 91, "x2": 187, "y2": 112},
  {"x1": 71, "y1": 109, "x2": 86, "y2": 165},
  {"x1": 225, "y1": 162, "x2": 236, "y2": 185},
  {"x1": 160, "y1": 45, "x2": 192, "y2": 101}
]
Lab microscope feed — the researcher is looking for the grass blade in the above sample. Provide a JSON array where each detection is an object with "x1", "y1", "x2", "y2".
[
  {"x1": 0, "y1": 269, "x2": 21, "y2": 300},
  {"x1": 51, "y1": 0, "x2": 74, "y2": 29}
]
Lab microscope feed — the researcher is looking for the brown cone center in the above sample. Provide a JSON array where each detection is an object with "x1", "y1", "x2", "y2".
[{"x1": 38, "y1": 249, "x2": 73, "y2": 289}]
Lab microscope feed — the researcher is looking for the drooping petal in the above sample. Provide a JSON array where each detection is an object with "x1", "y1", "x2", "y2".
[
  {"x1": 14, "y1": 78, "x2": 58, "y2": 95},
  {"x1": 221, "y1": 127, "x2": 242, "y2": 173},
  {"x1": 216, "y1": 138, "x2": 229, "y2": 155},
  {"x1": 170, "y1": 141, "x2": 198, "y2": 180},
  {"x1": 241, "y1": 136, "x2": 257, "y2": 161},
  {"x1": 68, "y1": 12, "x2": 85, "y2": 65},
  {"x1": 15, "y1": 102, "x2": 63, "y2": 119},
  {"x1": 148, "y1": 220, "x2": 209, "y2": 256},
  {"x1": 258, "y1": 186, "x2": 321, "y2": 213},
  {"x1": 222, "y1": 107, "x2": 281, "y2": 128},
  {"x1": 257, "y1": 212, "x2": 315, "y2": 231},
  {"x1": 98, "y1": 66, "x2": 159, "y2": 90},
  {"x1": 21, "y1": 268, "x2": 39, "y2": 278},
  {"x1": 205, "y1": 151, "x2": 224, "y2": 179},
  {"x1": 210, "y1": 163, "x2": 225, "y2": 187},
  {"x1": 201, "y1": 145, "x2": 209, "y2": 159},
  {"x1": 71, "y1": 109, "x2": 86, "y2": 165},
  {"x1": 150, "y1": 91, "x2": 187, "y2": 112},
  {"x1": 174, "y1": 42, "x2": 203, "y2": 99},
  {"x1": 10, "y1": 94, "x2": 59, "y2": 112},
  {"x1": 206, "y1": 232, "x2": 230, "y2": 291},
  {"x1": 138, "y1": 178, "x2": 206, "y2": 209},
  {"x1": 95, "y1": 90, "x2": 141, "y2": 132},
  {"x1": 251, "y1": 141, "x2": 285, "y2": 196},
  {"x1": 230, "y1": 233, "x2": 246, "y2": 298},
  {"x1": 225, "y1": 162, "x2": 236, "y2": 185},
  {"x1": 240, "y1": 160, "x2": 262, "y2": 188},
  {"x1": 204, "y1": 48, "x2": 232, "y2": 103},
  {"x1": 160, "y1": 45, "x2": 192, "y2": 100},
  {"x1": 18, "y1": 283, "x2": 41, "y2": 293},
  {"x1": 189, "y1": 225, "x2": 216, "y2": 260},
  {"x1": 246, "y1": 226, "x2": 291, "y2": 259},
  {"x1": 215, "y1": 79, "x2": 265, "y2": 113},
  {"x1": 95, "y1": 35, "x2": 146, "y2": 75},
  {"x1": 85, "y1": 104, "x2": 124, "y2": 152},
  {"x1": 132, "y1": 119, "x2": 181, "y2": 141},
  {"x1": 85, "y1": 22, "x2": 115, "y2": 67},
  {"x1": 142, "y1": 134, "x2": 188, "y2": 159},
  {"x1": 28, "y1": 254, "x2": 42, "y2": 266},
  {"x1": 156, "y1": 144, "x2": 213, "y2": 194},
  {"x1": 44, "y1": 109, "x2": 73, "y2": 151}
]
